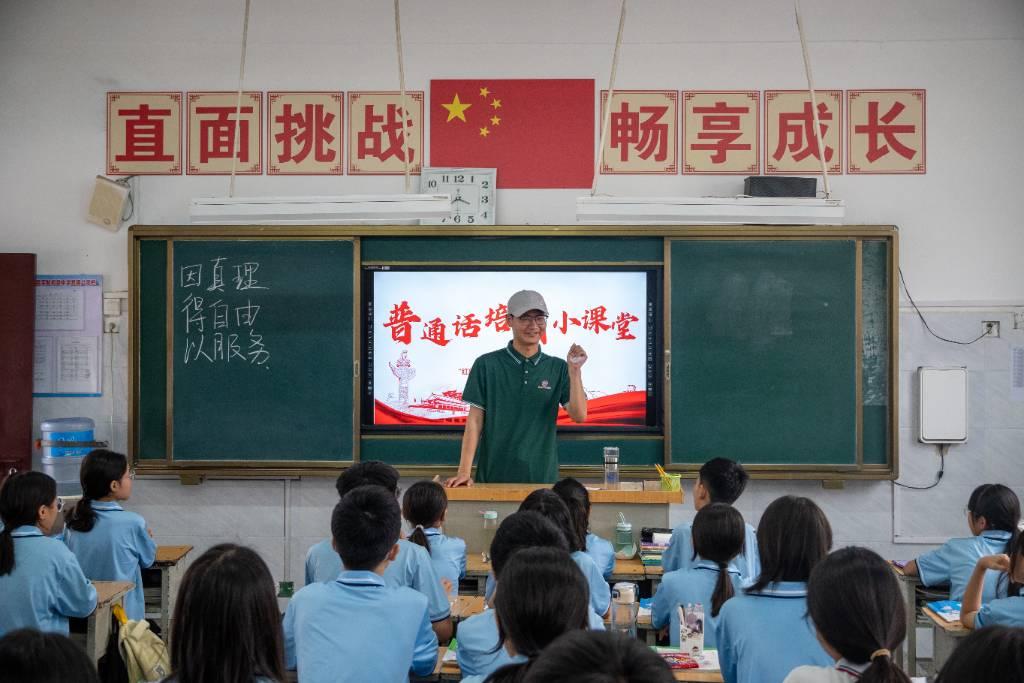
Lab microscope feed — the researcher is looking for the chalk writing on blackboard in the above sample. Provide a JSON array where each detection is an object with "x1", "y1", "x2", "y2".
[{"x1": 178, "y1": 257, "x2": 271, "y2": 368}]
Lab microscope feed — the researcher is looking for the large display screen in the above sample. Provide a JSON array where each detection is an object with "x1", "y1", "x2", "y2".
[{"x1": 362, "y1": 267, "x2": 660, "y2": 430}]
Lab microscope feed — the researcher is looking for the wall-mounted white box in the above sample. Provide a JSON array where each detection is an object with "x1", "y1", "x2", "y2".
[{"x1": 919, "y1": 367, "x2": 968, "y2": 444}]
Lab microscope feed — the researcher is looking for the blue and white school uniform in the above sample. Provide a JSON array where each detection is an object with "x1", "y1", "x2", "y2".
[
  {"x1": 456, "y1": 609, "x2": 525, "y2": 679},
  {"x1": 423, "y1": 527, "x2": 467, "y2": 590},
  {"x1": 586, "y1": 532, "x2": 615, "y2": 580},
  {"x1": 916, "y1": 530, "x2": 1012, "y2": 601},
  {"x1": 662, "y1": 521, "x2": 760, "y2": 585},
  {"x1": 63, "y1": 501, "x2": 157, "y2": 621},
  {"x1": 283, "y1": 569, "x2": 438, "y2": 683},
  {"x1": 974, "y1": 594, "x2": 1024, "y2": 628},
  {"x1": 652, "y1": 560, "x2": 743, "y2": 648},
  {"x1": 784, "y1": 659, "x2": 870, "y2": 683},
  {"x1": 572, "y1": 550, "x2": 611, "y2": 616},
  {"x1": 0, "y1": 526, "x2": 97, "y2": 636},
  {"x1": 304, "y1": 536, "x2": 451, "y2": 623},
  {"x1": 715, "y1": 581, "x2": 832, "y2": 683}
]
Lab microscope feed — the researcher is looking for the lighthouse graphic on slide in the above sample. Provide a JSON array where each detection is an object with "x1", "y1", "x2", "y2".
[{"x1": 388, "y1": 350, "x2": 416, "y2": 407}]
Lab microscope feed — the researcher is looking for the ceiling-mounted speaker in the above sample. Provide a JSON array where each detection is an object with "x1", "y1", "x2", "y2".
[{"x1": 87, "y1": 176, "x2": 130, "y2": 232}]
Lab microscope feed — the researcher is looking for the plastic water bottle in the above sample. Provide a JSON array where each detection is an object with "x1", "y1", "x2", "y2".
[
  {"x1": 610, "y1": 582, "x2": 639, "y2": 638},
  {"x1": 603, "y1": 446, "x2": 620, "y2": 489},
  {"x1": 481, "y1": 510, "x2": 498, "y2": 562}
]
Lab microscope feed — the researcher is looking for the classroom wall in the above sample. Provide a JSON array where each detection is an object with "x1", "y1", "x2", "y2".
[{"x1": 2, "y1": 0, "x2": 1023, "y2": 589}]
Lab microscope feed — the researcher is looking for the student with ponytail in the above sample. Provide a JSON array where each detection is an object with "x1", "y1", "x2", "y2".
[
  {"x1": 904, "y1": 483, "x2": 1020, "y2": 601},
  {"x1": 715, "y1": 495, "x2": 833, "y2": 683},
  {"x1": 0, "y1": 471, "x2": 97, "y2": 636},
  {"x1": 960, "y1": 530, "x2": 1024, "y2": 629},
  {"x1": 481, "y1": 547, "x2": 590, "y2": 683},
  {"x1": 64, "y1": 449, "x2": 156, "y2": 622},
  {"x1": 784, "y1": 546, "x2": 910, "y2": 683},
  {"x1": 652, "y1": 503, "x2": 745, "y2": 648},
  {"x1": 401, "y1": 480, "x2": 466, "y2": 595},
  {"x1": 552, "y1": 477, "x2": 615, "y2": 580}
]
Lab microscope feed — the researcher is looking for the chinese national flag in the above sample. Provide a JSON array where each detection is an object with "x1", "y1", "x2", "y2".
[{"x1": 430, "y1": 79, "x2": 594, "y2": 189}]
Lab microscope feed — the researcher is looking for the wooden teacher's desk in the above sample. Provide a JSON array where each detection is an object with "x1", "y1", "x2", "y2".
[{"x1": 445, "y1": 482, "x2": 683, "y2": 557}]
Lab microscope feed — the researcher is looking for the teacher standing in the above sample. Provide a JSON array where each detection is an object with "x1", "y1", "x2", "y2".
[{"x1": 445, "y1": 290, "x2": 588, "y2": 486}]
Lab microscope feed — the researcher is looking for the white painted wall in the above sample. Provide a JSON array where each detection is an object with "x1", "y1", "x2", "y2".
[{"x1": 3, "y1": 0, "x2": 1024, "y2": 601}]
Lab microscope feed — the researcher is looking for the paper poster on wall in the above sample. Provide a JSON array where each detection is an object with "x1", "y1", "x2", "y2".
[
  {"x1": 33, "y1": 275, "x2": 103, "y2": 396},
  {"x1": 1012, "y1": 346, "x2": 1024, "y2": 402}
]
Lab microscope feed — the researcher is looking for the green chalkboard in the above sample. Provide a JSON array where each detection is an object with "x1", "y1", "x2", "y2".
[
  {"x1": 669, "y1": 240, "x2": 858, "y2": 467},
  {"x1": 137, "y1": 238, "x2": 355, "y2": 462},
  {"x1": 132, "y1": 227, "x2": 896, "y2": 477}
]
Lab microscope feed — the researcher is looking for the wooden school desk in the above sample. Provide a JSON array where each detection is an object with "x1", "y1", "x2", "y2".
[
  {"x1": 465, "y1": 555, "x2": 664, "y2": 596},
  {"x1": 451, "y1": 595, "x2": 486, "y2": 622},
  {"x1": 73, "y1": 580, "x2": 134, "y2": 665},
  {"x1": 922, "y1": 606, "x2": 969, "y2": 676},
  {"x1": 144, "y1": 544, "x2": 193, "y2": 637},
  {"x1": 890, "y1": 562, "x2": 921, "y2": 676}
]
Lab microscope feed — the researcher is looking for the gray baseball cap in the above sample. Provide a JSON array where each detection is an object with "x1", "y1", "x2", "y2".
[{"x1": 507, "y1": 290, "x2": 548, "y2": 317}]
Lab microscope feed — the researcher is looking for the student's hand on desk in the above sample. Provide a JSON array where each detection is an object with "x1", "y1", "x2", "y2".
[
  {"x1": 444, "y1": 473, "x2": 474, "y2": 488},
  {"x1": 978, "y1": 553, "x2": 1011, "y2": 572}
]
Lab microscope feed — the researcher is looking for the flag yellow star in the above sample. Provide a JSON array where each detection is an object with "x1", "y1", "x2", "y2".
[
  {"x1": 490, "y1": 116, "x2": 501, "y2": 126},
  {"x1": 479, "y1": 126, "x2": 490, "y2": 137},
  {"x1": 442, "y1": 93, "x2": 472, "y2": 123},
  {"x1": 490, "y1": 98, "x2": 502, "y2": 110},
  {"x1": 479, "y1": 87, "x2": 490, "y2": 98}
]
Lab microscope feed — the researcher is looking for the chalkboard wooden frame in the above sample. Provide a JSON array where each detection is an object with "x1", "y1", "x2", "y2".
[{"x1": 129, "y1": 225, "x2": 897, "y2": 481}]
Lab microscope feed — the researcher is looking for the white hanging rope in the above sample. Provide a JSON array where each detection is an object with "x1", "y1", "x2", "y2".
[
  {"x1": 793, "y1": 0, "x2": 831, "y2": 199},
  {"x1": 229, "y1": 0, "x2": 252, "y2": 198},
  {"x1": 395, "y1": 0, "x2": 411, "y2": 193},
  {"x1": 592, "y1": 0, "x2": 627, "y2": 197}
]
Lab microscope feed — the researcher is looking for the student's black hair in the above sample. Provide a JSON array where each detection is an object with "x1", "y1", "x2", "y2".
[
  {"x1": 747, "y1": 495, "x2": 832, "y2": 594},
  {"x1": 1000, "y1": 530, "x2": 1024, "y2": 599},
  {"x1": 933, "y1": 625, "x2": 1024, "y2": 683},
  {"x1": 698, "y1": 457, "x2": 749, "y2": 505},
  {"x1": 691, "y1": 503, "x2": 745, "y2": 617},
  {"x1": 65, "y1": 449, "x2": 128, "y2": 533},
  {"x1": 490, "y1": 510, "x2": 568, "y2": 579},
  {"x1": 551, "y1": 478, "x2": 591, "y2": 553},
  {"x1": 807, "y1": 546, "x2": 910, "y2": 683},
  {"x1": 0, "y1": 629, "x2": 100, "y2": 683},
  {"x1": 487, "y1": 547, "x2": 590, "y2": 683},
  {"x1": 335, "y1": 460, "x2": 400, "y2": 498},
  {"x1": 402, "y1": 480, "x2": 448, "y2": 555},
  {"x1": 522, "y1": 630, "x2": 676, "y2": 683},
  {"x1": 331, "y1": 485, "x2": 401, "y2": 570},
  {"x1": 0, "y1": 471, "x2": 57, "y2": 576},
  {"x1": 968, "y1": 483, "x2": 1020, "y2": 552},
  {"x1": 169, "y1": 543, "x2": 285, "y2": 683},
  {"x1": 518, "y1": 488, "x2": 582, "y2": 552}
]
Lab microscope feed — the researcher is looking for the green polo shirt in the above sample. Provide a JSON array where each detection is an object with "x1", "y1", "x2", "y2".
[{"x1": 461, "y1": 342, "x2": 571, "y2": 484}]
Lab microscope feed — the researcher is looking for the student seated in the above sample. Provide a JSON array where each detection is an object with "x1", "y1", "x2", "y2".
[
  {"x1": 303, "y1": 461, "x2": 452, "y2": 642},
  {"x1": 652, "y1": 503, "x2": 745, "y2": 648},
  {"x1": 63, "y1": 449, "x2": 156, "y2": 622},
  {"x1": 784, "y1": 546, "x2": 910, "y2": 683},
  {"x1": 903, "y1": 483, "x2": 1019, "y2": 601},
  {"x1": 552, "y1": 477, "x2": 615, "y2": 580},
  {"x1": 933, "y1": 625, "x2": 1024, "y2": 682},
  {"x1": 402, "y1": 480, "x2": 466, "y2": 598},
  {"x1": 0, "y1": 472, "x2": 96, "y2": 636},
  {"x1": 961, "y1": 530, "x2": 1024, "y2": 629},
  {"x1": 517, "y1": 489, "x2": 611, "y2": 616},
  {"x1": 476, "y1": 546, "x2": 591, "y2": 683},
  {"x1": 165, "y1": 543, "x2": 284, "y2": 683},
  {"x1": 458, "y1": 511, "x2": 605, "y2": 681},
  {"x1": 523, "y1": 630, "x2": 675, "y2": 683},
  {"x1": 662, "y1": 457, "x2": 759, "y2": 583},
  {"x1": 284, "y1": 485, "x2": 438, "y2": 683},
  {"x1": 0, "y1": 628, "x2": 99, "y2": 683},
  {"x1": 715, "y1": 495, "x2": 833, "y2": 683}
]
